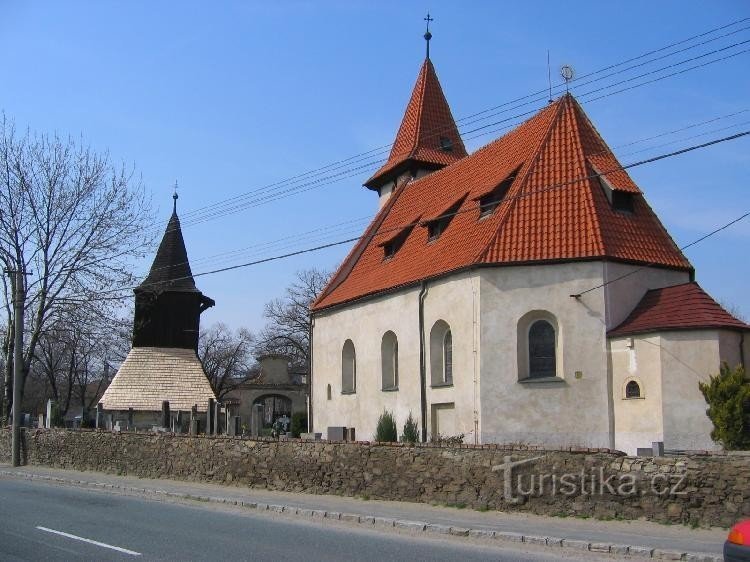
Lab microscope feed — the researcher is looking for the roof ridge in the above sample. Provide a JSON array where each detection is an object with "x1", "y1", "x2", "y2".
[{"x1": 473, "y1": 97, "x2": 568, "y2": 264}]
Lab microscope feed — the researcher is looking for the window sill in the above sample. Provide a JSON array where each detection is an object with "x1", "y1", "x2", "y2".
[
  {"x1": 430, "y1": 382, "x2": 454, "y2": 389},
  {"x1": 341, "y1": 390, "x2": 356, "y2": 395},
  {"x1": 623, "y1": 396, "x2": 645, "y2": 400},
  {"x1": 381, "y1": 387, "x2": 399, "y2": 392},
  {"x1": 518, "y1": 376, "x2": 565, "y2": 385}
]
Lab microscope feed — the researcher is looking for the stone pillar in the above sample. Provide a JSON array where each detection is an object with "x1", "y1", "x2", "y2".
[
  {"x1": 251, "y1": 403, "x2": 263, "y2": 437},
  {"x1": 213, "y1": 400, "x2": 220, "y2": 436},
  {"x1": 46, "y1": 399, "x2": 53, "y2": 429},
  {"x1": 95, "y1": 404, "x2": 103, "y2": 429},
  {"x1": 207, "y1": 398, "x2": 215, "y2": 435}
]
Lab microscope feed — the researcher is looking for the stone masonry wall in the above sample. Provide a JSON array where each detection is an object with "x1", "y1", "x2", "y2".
[{"x1": 1, "y1": 429, "x2": 748, "y2": 527}]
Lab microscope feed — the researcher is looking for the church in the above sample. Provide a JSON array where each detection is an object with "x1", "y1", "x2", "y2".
[{"x1": 309, "y1": 32, "x2": 749, "y2": 455}]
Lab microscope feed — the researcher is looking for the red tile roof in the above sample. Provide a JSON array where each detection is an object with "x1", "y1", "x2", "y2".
[
  {"x1": 365, "y1": 59, "x2": 467, "y2": 189},
  {"x1": 608, "y1": 282, "x2": 750, "y2": 336},
  {"x1": 313, "y1": 94, "x2": 693, "y2": 312}
]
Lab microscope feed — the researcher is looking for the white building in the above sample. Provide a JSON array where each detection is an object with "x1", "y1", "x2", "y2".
[{"x1": 310, "y1": 45, "x2": 749, "y2": 455}]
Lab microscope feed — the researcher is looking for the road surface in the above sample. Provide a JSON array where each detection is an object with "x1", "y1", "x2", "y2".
[{"x1": 0, "y1": 478, "x2": 617, "y2": 561}]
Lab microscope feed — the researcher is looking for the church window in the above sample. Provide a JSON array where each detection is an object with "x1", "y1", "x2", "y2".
[
  {"x1": 380, "y1": 223, "x2": 417, "y2": 260},
  {"x1": 595, "y1": 167, "x2": 635, "y2": 214},
  {"x1": 477, "y1": 166, "x2": 521, "y2": 218},
  {"x1": 342, "y1": 339, "x2": 356, "y2": 393},
  {"x1": 381, "y1": 331, "x2": 399, "y2": 390},
  {"x1": 517, "y1": 311, "x2": 560, "y2": 381},
  {"x1": 625, "y1": 380, "x2": 642, "y2": 399},
  {"x1": 528, "y1": 320, "x2": 556, "y2": 378},
  {"x1": 430, "y1": 320, "x2": 453, "y2": 386},
  {"x1": 424, "y1": 195, "x2": 467, "y2": 242}
]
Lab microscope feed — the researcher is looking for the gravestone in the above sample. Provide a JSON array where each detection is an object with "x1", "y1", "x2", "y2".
[
  {"x1": 95, "y1": 404, "x2": 103, "y2": 429},
  {"x1": 46, "y1": 399, "x2": 53, "y2": 429}
]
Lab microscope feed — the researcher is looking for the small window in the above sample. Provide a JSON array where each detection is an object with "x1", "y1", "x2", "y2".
[
  {"x1": 380, "y1": 223, "x2": 416, "y2": 260},
  {"x1": 597, "y1": 172, "x2": 635, "y2": 214},
  {"x1": 424, "y1": 195, "x2": 467, "y2": 242},
  {"x1": 477, "y1": 166, "x2": 521, "y2": 218},
  {"x1": 625, "y1": 380, "x2": 641, "y2": 399},
  {"x1": 342, "y1": 340, "x2": 356, "y2": 393},
  {"x1": 528, "y1": 320, "x2": 556, "y2": 378},
  {"x1": 439, "y1": 137, "x2": 453, "y2": 152},
  {"x1": 381, "y1": 331, "x2": 399, "y2": 390},
  {"x1": 326, "y1": 384, "x2": 332, "y2": 400},
  {"x1": 443, "y1": 330, "x2": 453, "y2": 385},
  {"x1": 430, "y1": 320, "x2": 453, "y2": 386}
]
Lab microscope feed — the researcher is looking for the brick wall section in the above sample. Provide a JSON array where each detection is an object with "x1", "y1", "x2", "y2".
[{"x1": 1, "y1": 429, "x2": 748, "y2": 527}]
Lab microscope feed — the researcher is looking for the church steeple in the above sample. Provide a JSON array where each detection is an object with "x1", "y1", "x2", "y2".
[
  {"x1": 132, "y1": 194, "x2": 215, "y2": 352},
  {"x1": 364, "y1": 21, "x2": 467, "y2": 195}
]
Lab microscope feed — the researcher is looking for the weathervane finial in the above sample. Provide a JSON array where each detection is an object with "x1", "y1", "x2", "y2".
[
  {"x1": 424, "y1": 12, "x2": 434, "y2": 59},
  {"x1": 172, "y1": 180, "x2": 179, "y2": 213}
]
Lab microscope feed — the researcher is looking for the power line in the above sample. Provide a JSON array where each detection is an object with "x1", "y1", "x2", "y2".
[
  {"x1": 166, "y1": 19, "x2": 750, "y2": 228},
  {"x1": 63, "y1": 129, "x2": 750, "y2": 301},
  {"x1": 571, "y1": 212, "x2": 750, "y2": 298}
]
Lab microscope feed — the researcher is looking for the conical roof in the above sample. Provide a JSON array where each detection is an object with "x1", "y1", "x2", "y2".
[
  {"x1": 138, "y1": 204, "x2": 199, "y2": 293},
  {"x1": 314, "y1": 94, "x2": 692, "y2": 311},
  {"x1": 365, "y1": 59, "x2": 467, "y2": 189}
]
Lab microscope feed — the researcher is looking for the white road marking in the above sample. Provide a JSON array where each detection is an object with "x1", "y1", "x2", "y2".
[{"x1": 35, "y1": 526, "x2": 141, "y2": 556}]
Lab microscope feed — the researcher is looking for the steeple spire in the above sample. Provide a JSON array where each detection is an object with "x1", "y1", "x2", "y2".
[
  {"x1": 172, "y1": 180, "x2": 179, "y2": 214},
  {"x1": 424, "y1": 12, "x2": 433, "y2": 59}
]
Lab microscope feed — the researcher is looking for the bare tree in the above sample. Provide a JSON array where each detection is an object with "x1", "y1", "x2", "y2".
[
  {"x1": 0, "y1": 116, "x2": 152, "y2": 418},
  {"x1": 198, "y1": 323, "x2": 256, "y2": 400},
  {"x1": 254, "y1": 268, "x2": 331, "y2": 374}
]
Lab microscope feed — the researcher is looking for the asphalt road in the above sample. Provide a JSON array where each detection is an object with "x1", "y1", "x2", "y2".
[{"x1": 0, "y1": 479, "x2": 614, "y2": 561}]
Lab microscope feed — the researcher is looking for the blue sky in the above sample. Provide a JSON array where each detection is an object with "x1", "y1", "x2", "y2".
[{"x1": 1, "y1": 1, "x2": 748, "y2": 330}]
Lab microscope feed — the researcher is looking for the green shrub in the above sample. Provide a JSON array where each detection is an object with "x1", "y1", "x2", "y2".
[
  {"x1": 401, "y1": 411, "x2": 419, "y2": 443},
  {"x1": 291, "y1": 412, "x2": 307, "y2": 438},
  {"x1": 699, "y1": 363, "x2": 750, "y2": 450},
  {"x1": 375, "y1": 410, "x2": 397, "y2": 442}
]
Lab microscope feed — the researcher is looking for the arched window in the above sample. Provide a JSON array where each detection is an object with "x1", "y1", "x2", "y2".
[
  {"x1": 528, "y1": 320, "x2": 556, "y2": 378},
  {"x1": 326, "y1": 384, "x2": 332, "y2": 400},
  {"x1": 430, "y1": 320, "x2": 453, "y2": 386},
  {"x1": 517, "y1": 311, "x2": 560, "y2": 381},
  {"x1": 341, "y1": 339, "x2": 356, "y2": 393},
  {"x1": 381, "y1": 331, "x2": 398, "y2": 390},
  {"x1": 625, "y1": 380, "x2": 641, "y2": 398},
  {"x1": 443, "y1": 330, "x2": 453, "y2": 385}
]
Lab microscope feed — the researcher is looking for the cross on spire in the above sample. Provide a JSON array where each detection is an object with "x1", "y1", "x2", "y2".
[
  {"x1": 424, "y1": 12, "x2": 434, "y2": 59},
  {"x1": 173, "y1": 180, "x2": 179, "y2": 213}
]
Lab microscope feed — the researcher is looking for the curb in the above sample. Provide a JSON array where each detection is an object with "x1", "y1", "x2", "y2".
[{"x1": 0, "y1": 470, "x2": 721, "y2": 562}]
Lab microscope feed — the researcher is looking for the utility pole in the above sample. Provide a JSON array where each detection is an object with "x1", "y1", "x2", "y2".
[{"x1": 7, "y1": 268, "x2": 25, "y2": 467}]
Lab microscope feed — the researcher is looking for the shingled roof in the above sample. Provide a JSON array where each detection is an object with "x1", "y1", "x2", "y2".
[
  {"x1": 608, "y1": 282, "x2": 750, "y2": 337},
  {"x1": 314, "y1": 94, "x2": 692, "y2": 311},
  {"x1": 364, "y1": 58, "x2": 467, "y2": 190},
  {"x1": 138, "y1": 202, "x2": 200, "y2": 293},
  {"x1": 100, "y1": 347, "x2": 216, "y2": 412}
]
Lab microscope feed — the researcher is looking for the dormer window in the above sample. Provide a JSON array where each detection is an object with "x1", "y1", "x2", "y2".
[
  {"x1": 423, "y1": 195, "x2": 467, "y2": 242},
  {"x1": 476, "y1": 166, "x2": 521, "y2": 219},
  {"x1": 595, "y1": 168, "x2": 635, "y2": 214},
  {"x1": 380, "y1": 223, "x2": 416, "y2": 260},
  {"x1": 439, "y1": 137, "x2": 453, "y2": 152}
]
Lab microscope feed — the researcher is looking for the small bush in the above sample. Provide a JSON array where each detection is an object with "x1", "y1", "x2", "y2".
[
  {"x1": 401, "y1": 412, "x2": 419, "y2": 443},
  {"x1": 375, "y1": 410, "x2": 397, "y2": 442},
  {"x1": 699, "y1": 363, "x2": 750, "y2": 450},
  {"x1": 291, "y1": 412, "x2": 307, "y2": 438}
]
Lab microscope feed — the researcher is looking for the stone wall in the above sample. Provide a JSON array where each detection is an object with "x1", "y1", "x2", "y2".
[{"x1": 1, "y1": 428, "x2": 748, "y2": 527}]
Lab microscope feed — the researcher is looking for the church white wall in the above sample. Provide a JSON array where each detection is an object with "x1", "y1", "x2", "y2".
[
  {"x1": 660, "y1": 329, "x2": 740, "y2": 452},
  {"x1": 603, "y1": 262, "x2": 690, "y2": 330},
  {"x1": 311, "y1": 272, "x2": 478, "y2": 442},
  {"x1": 610, "y1": 335, "x2": 664, "y2": 455},
  {"x1": 478, "y1": 261, "x2": 613, "y2": 449}
]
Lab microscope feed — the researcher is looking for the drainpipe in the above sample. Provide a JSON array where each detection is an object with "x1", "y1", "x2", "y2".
[
  {"x1": 418, "y1": 281, "x2": 429, "y2": 442},
  {"x1": 308, "y1": 315, "x2": 315, "y2": 434}
]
